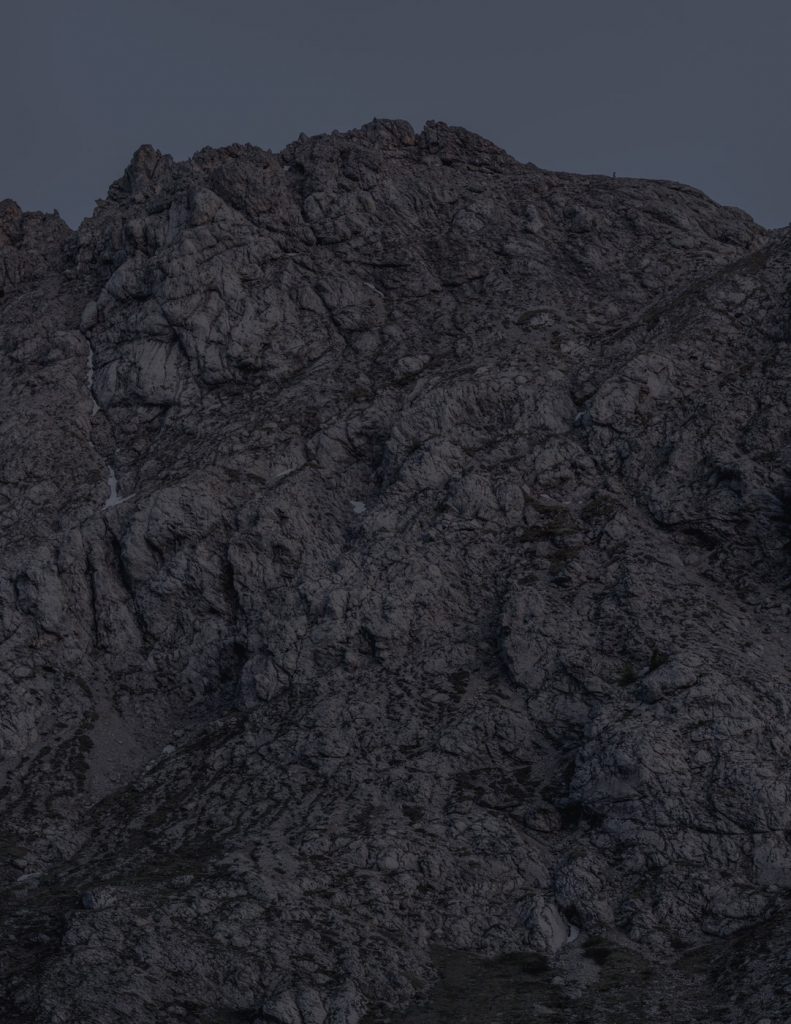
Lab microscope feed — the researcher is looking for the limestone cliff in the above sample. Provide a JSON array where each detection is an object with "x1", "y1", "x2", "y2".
[{"x1": 2, "y1": 119, "x2": 790, "y2": 1023}]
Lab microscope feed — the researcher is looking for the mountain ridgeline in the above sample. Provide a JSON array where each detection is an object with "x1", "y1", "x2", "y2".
[{"x1": 2, "y1": 120, "x2": 791, "y2": 1023}]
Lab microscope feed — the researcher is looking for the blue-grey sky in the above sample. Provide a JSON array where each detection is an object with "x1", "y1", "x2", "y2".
[{"x1": 4, "y1": 0, "x2": 790, "y2": 228}]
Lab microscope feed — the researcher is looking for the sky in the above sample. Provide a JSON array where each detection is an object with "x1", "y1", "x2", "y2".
[{"x1": 3, "y1": 0, "x2": 790, "y2": 228}]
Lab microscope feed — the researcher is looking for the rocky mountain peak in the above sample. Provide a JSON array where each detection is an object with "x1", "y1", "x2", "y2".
[
  {"x1": 0, "y1": 199, "x2": 25, "y2": 246},
  {"x1": 1, "y1": 121, "x2": 790, "y2": 1023},
  {"x1": 110, "y1": 142, "x2": 174, "y2": 198}
]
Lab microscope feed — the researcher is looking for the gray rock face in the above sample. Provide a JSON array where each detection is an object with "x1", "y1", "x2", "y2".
[{"x1": 1, "y1": 119, "x2": 791, "y2": 1023}]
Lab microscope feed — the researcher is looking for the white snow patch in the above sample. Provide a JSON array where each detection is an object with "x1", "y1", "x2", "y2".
[
  {"x1": 102, "y1": 466, "x2": 132, "y2": 510},
  {"x1": 103, "y1": 466, "x2": 121, "y2": 508}
]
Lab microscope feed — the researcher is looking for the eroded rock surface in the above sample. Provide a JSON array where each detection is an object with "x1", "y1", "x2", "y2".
[{"x1": 2, "y1": 119, "x2": 791, "y2": 1023}]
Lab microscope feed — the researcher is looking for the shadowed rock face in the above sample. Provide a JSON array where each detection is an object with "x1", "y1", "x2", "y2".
[{"x1": 1, "y1": 118, "x2": 791, "y2": 1023}]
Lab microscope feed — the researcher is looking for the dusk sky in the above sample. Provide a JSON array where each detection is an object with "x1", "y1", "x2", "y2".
[{"x1": 4, "y1": 0, "x2": 790, "y2": 228}]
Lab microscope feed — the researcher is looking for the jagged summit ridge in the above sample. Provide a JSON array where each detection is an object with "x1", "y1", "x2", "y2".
[{"x1": 1, "y1": 121, "x2": 790, "y2": 1023}]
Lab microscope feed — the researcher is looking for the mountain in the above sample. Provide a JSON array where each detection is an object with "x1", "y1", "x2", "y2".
[{"x1": 2, "y1": 119, "x2": 791, "y2": 1023}]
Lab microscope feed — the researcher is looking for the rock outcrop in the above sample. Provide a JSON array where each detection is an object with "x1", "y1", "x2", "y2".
[{"x1": 2, "y1": 119, "x2": 791, "y2": 1023}]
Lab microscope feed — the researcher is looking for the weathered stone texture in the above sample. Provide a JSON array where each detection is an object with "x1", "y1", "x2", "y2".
[{"x1": 1, "y1": 119, "x2": 790, "y2": 1023}]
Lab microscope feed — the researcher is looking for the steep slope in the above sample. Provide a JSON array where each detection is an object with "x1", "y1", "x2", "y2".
[{"x1": 1, "y1": 119, "x2": 790, "y2": 1023}]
